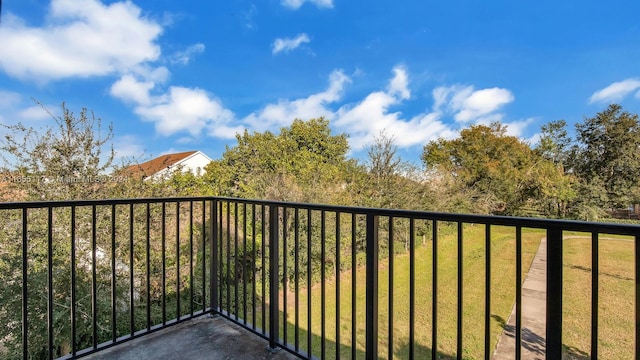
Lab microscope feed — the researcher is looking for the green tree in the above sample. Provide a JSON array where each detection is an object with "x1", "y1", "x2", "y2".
[
  {"x1": 533, "y1": 120, "x2": 577, "y2": 218},
  {"x1": 205, "y1": 117, "x2": 356, "y2": 203},
  {"x1": 0, "y1": 104, "x2": 211, "y2": 358},
  {"x1": 528, "y1": 158, "x2": 577, "y2": 218},
  {"x1": 0, "y1": 102, "x2": 115, "y2": 200},
  {"x1": 572, "y1": 104, "x2": 640, "y2": 208},
  {"x1": 203, "y1": 118, "x2": 361, "y2": 295},
  {"x1": 362, "y1": 131, "x2": 431, "y2": 210},
  {"x1": 422, "y1": 122, "x2": 540, "y2": 215},
  {"x1": 359, "y1": 132, "x2": 433, "y2": 252},
  {"x1": 537, "y1": 119, "x2": 572, "y2": 166},
  {"x1": 0, "y1": 104, "x2": 121, "y2": 358},
  {"x1": 366, "y1": 131, "x2": 402, "y2": 208}
]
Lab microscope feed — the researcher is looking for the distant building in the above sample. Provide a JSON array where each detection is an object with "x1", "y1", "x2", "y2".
[{"x1": 125, "y1": 151, "x2": 212, "y2": 181}]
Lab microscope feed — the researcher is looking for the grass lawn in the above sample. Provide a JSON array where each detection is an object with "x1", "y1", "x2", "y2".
[
  {"x1": 274, "y1": 224, "x2": 542, "y2": 359},
  {"x1": 239, "y1": 226, "x2": 636, "y2": 359},
  {"x1": 562, "y1": 234, "x2": 635, "y2": 359}
]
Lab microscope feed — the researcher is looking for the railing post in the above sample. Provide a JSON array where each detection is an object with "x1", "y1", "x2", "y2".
[
  {"x1": 21, "y1": 208, "x2": 28, "y2": 360},
  {"x1": 632, "y1": 234, "x2": 640, "y2": 358},
  {"x1": 546, "y1": 228, "x2": 563, "y2": 358},
  {"x1": 210, "y1": 199, "x2": 219, "y2": 313},
  {"x1": 365, "y1": 213, "x2": 379, "y2": 360},
  {"x1": 269, "y1": 205, "x2": 280, "y2": 350}
]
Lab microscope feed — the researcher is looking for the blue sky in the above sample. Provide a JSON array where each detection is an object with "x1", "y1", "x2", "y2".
[{"x1": 1, "y1": 0, "x2": 640, "y2": 165}]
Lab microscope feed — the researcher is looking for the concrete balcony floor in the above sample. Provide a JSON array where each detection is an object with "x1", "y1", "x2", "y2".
[{"x1": 82, "y1": 316, "x2": 299, "y2": 360}]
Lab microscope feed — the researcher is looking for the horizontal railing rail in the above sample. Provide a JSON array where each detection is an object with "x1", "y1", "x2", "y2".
[
  {"x1": 0, "y1": 197, "x2": 639, "y2": 359},
  {"x1": 5, "y1": 196, "x2": 639, "y2": 236}
]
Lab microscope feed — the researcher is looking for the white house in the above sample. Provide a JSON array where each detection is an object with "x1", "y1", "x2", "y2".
[{"x1": 126, "y1": 151, "x2": 212, "y2": 181}]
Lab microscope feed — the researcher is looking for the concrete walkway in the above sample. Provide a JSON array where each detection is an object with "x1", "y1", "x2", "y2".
[
  {"x1": 82, "y1": 316, "x2": 299, "y2": 360},
  {"x1": 492, "y1": 237, "x2": 547, "y2": 360}
]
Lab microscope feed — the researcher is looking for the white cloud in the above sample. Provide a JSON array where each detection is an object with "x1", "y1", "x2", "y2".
[
  {"x1": 170, "y1": 43, "x2": 205, "y2": 65},
  {"x1": 237, "y1": 66, "x2": 517, "y2": 151},
  {"x1": 526, "y1": 132, "x2": 542, "y2": 146},
  {"x1": 0, "y1": 90, "x2": 22, "y2": 108},
  {"x1": 281, "y1": 0, "x2": 334, "y2": 9},
  {"x1": 589, "y1": 78, "x2": 640, "y2": 104},
  {"x1": 272, "y1": 33, "x2": 310, "y2": 54},
  {"x1": 0, "y1": 0, "x2": 162, "y2": 81},
  {"x1": 335, "y1": 92, "x2": 401, "y2": 146},
  {"x1": 135, "y1": 86, "x2": 241, "y2": 138},
  {"x1": 176, "y1": 137, "x2": 195, "y2": 144},
  {"x1": 108, "y1": 62, "x2": 522, "y2": 151},
  {"x1": 507, "y1": 118, "x2": 543, "y2": 146},
  {"x1": 387, "y1": 66, "x2": 410, "y2": 100},
  {"x1": 131, "y1": 65, "x2": 170, "y2": 83},
  {"x1": 504, "y1": 118, "x2": 536, "y2": 138},
  {"x1": 111, "y1": 74, "x2": 242, "y2": 139},
  {"x1": 478, "y1": 117, "x2": 535, "y2": 138},
  {"x1": 110, "y1": 75, "x2": 155, "y2": 105},
  {"x1": 113, "y1": 135, "x2": 146, "y2": 160},
  {"x1": 456, "y1": 88, "x2": 513, "y2": 122},
  {"x1": 18, "y1": 105, "x2": 52, "y2": 120},
  {"x1": 334, "y1": 67, "x2": 455, "y2": 149},
  {"x1": 432, "y1": 86, "x2": 452, "y2": 111},
  {"x1": 0, "y1": 93, "x2": 58, "y2": 123},
  {"x1": 336, "y1": 92, "x2": 456, "y2": 149},
  {"x1": 433, "y1": 85, "x2": 514, "y2": 123},
  {"x1": 0, "y1": 91, "x2": 22, "y2": 123},
  {"x1": 243, "y1": 70, "x2": 350, "y2": 131}
]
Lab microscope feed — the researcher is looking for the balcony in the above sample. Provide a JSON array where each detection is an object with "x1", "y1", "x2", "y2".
[{"x1": 1, "y1": 197, "x2": 639, "y2": 359}]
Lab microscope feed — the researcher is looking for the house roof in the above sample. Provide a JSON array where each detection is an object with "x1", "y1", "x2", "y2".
[{"x1": 125, "y1": 151, "x2": 198, "y2": 179}]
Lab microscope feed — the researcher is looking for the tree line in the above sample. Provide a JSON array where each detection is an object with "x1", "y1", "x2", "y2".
[
  {"x1": 206, "y1": 104, "x2": 640, "y2": 221},
  {"x1": 2, "y1": 103, "x2": 640, "y2": 220}
]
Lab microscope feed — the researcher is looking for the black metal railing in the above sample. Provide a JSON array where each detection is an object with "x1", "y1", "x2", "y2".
[
  {"x1": 0, "y1": 197, "x2": 216, "y2": 359},
  {"x1": 1, "y1": 197, "x2": 640, "y2": 359}
]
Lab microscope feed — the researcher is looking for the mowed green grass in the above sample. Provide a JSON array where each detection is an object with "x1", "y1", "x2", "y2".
[
  {"x1": 274, "y1": 224, "x2": 542, "y2": 359},
  {"x1": 244, "y1": 227, "x2": 636, "y2": 359},
  {"x1": 562, "y1": 234, "x2": 635, "y2": 359}
]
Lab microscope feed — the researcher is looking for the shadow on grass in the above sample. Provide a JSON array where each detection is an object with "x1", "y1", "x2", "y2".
[
  {"x1": 269, "y1": 308, "x2": 459, "y2": 360},
  {"x1": 491, "y1": 314, "x2": 591, "y2": 359},
  {"x1": 393, "y1": 341, "x2": 457, "y2": 360},
  {"x1": 567, "y1": 264, "x2": 633, "y2": 281},
  {"x1": 562, "y1": 344, "x2": 590, "y2": 360},
  {"x1": 492, "y1": 314, "x2": 544, "y2": 357}
]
